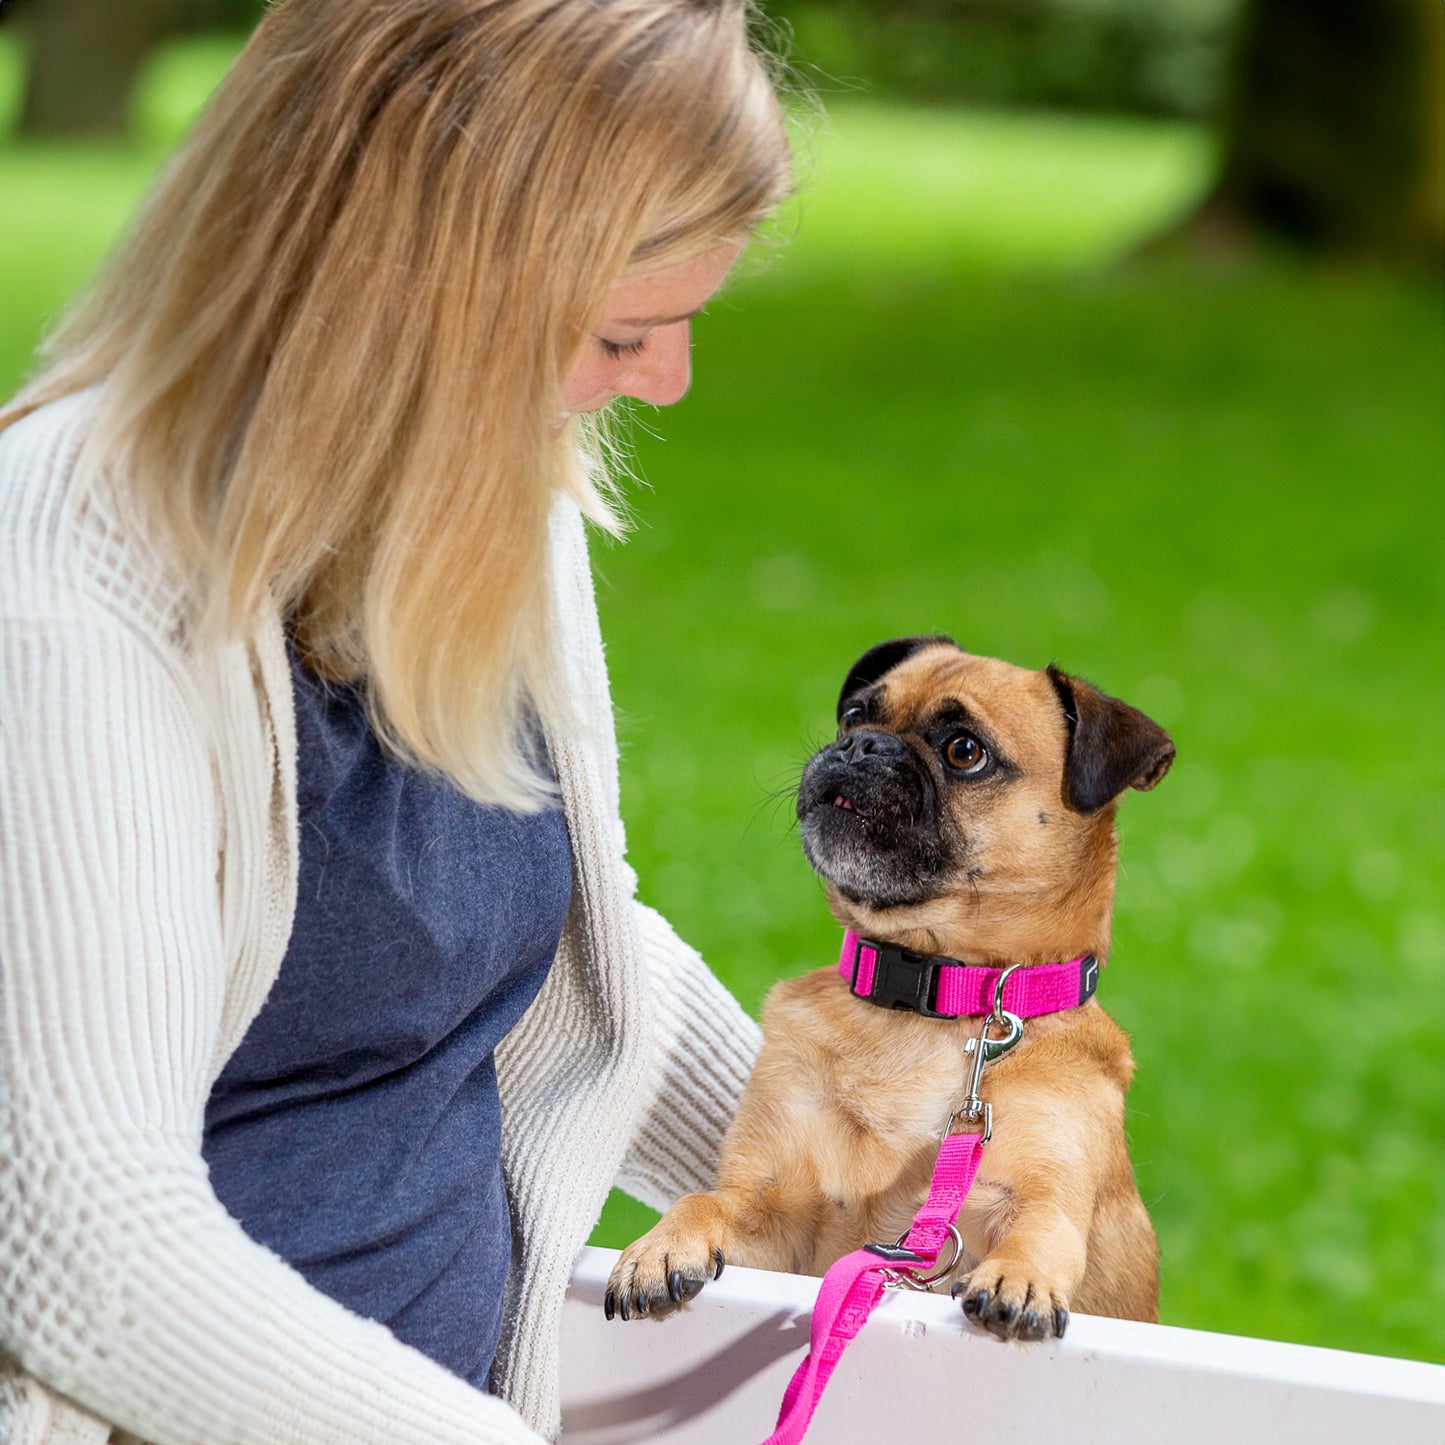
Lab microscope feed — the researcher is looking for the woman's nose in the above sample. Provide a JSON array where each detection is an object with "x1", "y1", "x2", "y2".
[{"x1": 618, "y1": 321, "x2": 691, "y2": 407}]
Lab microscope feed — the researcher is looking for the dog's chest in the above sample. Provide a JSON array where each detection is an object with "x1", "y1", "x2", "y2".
[
  {"x1": 826, "y1": 1027, "x2": 963, "y2": 1140},
  {"x1": 821, "y1": 1035, "x2": 972, "y2": 1212},
  {"x1": 765, "y1": 970, "x2": 993, "y2": 1247},
  {"x1": 767, "y1": 969, "x2": 972, "y2": 1147}
]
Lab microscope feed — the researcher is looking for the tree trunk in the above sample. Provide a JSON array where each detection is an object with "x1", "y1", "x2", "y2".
[
  {"x1": 1188, "y1": 0, "x2": 1444, "y2": 266},
  {"x1": 14, "y1": 0, "x2": 180, "y2": 139}
]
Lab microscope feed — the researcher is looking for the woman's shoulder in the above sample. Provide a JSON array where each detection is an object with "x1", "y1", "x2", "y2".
[{"x1": 0, "y1": 386, "x2": 195, "y2": 650}]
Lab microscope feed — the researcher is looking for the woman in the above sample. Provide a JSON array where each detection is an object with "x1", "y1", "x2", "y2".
[{"x1": 0, "y1": 1, "x2": 792, "y2": 1441}]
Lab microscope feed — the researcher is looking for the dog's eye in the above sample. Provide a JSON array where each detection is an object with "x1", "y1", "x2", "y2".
[
  {"x1": 943, "y1": 733, "x2": 988, "y2": 774},
  {"x1": 839, "y1": 705, "x2": 866, "y2": 732}
]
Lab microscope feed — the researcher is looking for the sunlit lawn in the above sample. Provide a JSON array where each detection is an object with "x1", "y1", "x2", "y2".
[{"x1": 2, "y1": 34, "x2": 1440, "y2": 1365}]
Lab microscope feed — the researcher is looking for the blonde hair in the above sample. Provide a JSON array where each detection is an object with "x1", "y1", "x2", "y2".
[{"x1": 4, "y1": 0, "x2": 792, "y2": 809}]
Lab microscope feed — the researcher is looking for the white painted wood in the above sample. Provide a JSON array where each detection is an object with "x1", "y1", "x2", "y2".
[{"x1": 560, "y1": 1246, "x2": 1445, "y2": 1445}]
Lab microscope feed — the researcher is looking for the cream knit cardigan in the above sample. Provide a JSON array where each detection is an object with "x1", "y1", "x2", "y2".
[{"x1": 0, "y1": 392, "x2": 761, "y2": 1445}]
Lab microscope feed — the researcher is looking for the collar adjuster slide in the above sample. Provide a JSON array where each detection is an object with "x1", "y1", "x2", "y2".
[{"x1": 861, "y1": 1242, "x2": 924, "y2": 1264}]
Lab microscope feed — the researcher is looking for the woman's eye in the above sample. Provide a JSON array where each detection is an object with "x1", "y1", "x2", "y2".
[
  {"x1": 838, "y1": 705, "x2": 865, "y2": 733},
  {"x1": 598, "y1": 335, "x2": 647, "y2": 360},
  {"x1": 943, "y1": 733, "x2": 987, "y2": 773}
]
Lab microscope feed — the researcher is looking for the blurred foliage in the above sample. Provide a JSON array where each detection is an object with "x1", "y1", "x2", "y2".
[
  {"x1": 0, "y1": 0, "x2": 262, "y2": 27},
  {"x1": 1, "y1": 29, "x2": 1441, "y2": 1369},
  {"x1": 1197, "y1": 0, "x2": 1445, "y2": 265},
  {"x1": 2, "y1": 0, "x2": 1239, "y2": 132},
  {"x1": 0, "y1": 0, "x2": 262, "y2": 137},
  {"x1": 774, "y1": 0, "x2": 1241, "y2": 117},
  {"x1": 129, "y1": 31, "x2": 260, "y2": 149}
]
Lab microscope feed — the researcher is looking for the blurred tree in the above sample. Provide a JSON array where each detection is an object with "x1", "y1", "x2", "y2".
[
  {"x1": 775, "y1": 0, "x2": 1239, "y2": 118},
  {"x1": 5, "y1": 0, "x2": 262, "y2": 139},
  {"x1": 1186, "y1": 0, "x2": 1445, "y2": 264},
  {"x1": 10, "y1": 0, "x2": 180, "y2": 138}
]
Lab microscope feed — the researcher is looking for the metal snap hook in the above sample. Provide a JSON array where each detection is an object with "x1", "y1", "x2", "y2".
[{"x1": 955, "y1": 968, "x2": 1027, "y2": 1145}]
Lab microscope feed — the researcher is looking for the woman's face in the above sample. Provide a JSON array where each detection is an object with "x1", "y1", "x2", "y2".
[{"x1": 560, "y1": 240, "x2": 744, "y2": 419}]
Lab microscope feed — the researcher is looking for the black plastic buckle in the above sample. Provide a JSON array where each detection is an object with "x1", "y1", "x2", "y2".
[
  {"x1": 849, "y1": 940, "x2": 949, "y2": 1018},
  {"x1": 1079, "y1": 954, "x2": 1100, "y2": 1005}
]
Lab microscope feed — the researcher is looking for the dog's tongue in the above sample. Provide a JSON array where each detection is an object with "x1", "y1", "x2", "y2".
[{"x1": 833, "y1": 793, "x2": 856, "y2": 812}]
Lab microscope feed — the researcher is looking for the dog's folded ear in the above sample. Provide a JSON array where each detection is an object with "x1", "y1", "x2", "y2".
[
  {"x1": 838, "y1": 635, "x2": 956, "y2": 720},
  {"x1": 1047, "y1": 666, "x2": 1175, "y2": 815}
]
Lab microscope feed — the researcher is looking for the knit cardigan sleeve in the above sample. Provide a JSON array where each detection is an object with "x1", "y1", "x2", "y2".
[
  {"x1": 615, "y1": 901, "x2": 761, "y2": 1208},
  {"x1": 0, "y1": 607, "x2": 547, "y2": 1445}
]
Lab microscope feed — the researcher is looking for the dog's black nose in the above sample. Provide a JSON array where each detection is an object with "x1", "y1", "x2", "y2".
[{"x1": 837, "y1": 729, "x2": 907, "y2": 765}]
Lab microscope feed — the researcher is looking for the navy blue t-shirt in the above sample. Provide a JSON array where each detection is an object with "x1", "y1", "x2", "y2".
[{"x1": 202, "y1": 644, "x2": 572, "y2": 1388}]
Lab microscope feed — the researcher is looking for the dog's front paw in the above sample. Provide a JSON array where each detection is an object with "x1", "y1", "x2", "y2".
[
  {"x1": 951, "y1": 1263, "x2": 1069, "y2": 1342},
  {"x1": 604, "y1": 1202, "x2": 728, "y2": 1321}
]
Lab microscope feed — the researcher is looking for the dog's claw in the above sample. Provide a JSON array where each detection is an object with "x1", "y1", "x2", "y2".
[
  {"x1": 712, "y1": 1247, "x2": 726, "y2": 1280},
  {"x1": 949, "y1": 1280, "x2": 965, "y2": 1301},
  {"x1": 983, "y1": 1298, "x2": 1018, "y2": 1340},
  {"x1": 618, "y1": 1292, "x2": 632, "y2": 1321},
  {"x1": 634, "y1": 1291, "x2": 649, "y2": 1316},
  {"x1": 661, "y1": 1269, "x2": 707, "y2": 1308},
  {"x1": 604, "y1": 1290, "x2": 616, "y2": 1321},
  {"x1": 958, "y1": 1274, "x2": 1069, "y2": 1343}
]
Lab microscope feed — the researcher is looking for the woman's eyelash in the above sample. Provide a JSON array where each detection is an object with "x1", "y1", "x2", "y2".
[{"x1": 598, "y1": 336, "x2": 647, "y2": 359}]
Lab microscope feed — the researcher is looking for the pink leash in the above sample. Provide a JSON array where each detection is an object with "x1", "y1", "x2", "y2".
[
  {"x1": 758, "y1": 932, "x2": 1097, "y2": 1445},
  {"x1": 760, "y1": 1130, "x2": 986, "y2": 1445}
]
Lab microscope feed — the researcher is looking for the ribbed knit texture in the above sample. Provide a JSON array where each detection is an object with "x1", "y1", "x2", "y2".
[{"x1": 0, "y1": 391, "x2": 762, "y2": 1444}]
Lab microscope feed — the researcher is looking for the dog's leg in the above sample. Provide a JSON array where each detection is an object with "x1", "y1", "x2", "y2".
[
  {"x1": 603, "y1": 1183, "x2": 798, "y2": 1320},
  {"x1": 604, "y1": 1191, "x2": 735, "y2": 1320},
  {"x1": 605, "y1": 1046, "x2": 832, "y2": 1320},
  {"x1": 951, "y1": 1064, "x2": 1133, "y2": 1342}
]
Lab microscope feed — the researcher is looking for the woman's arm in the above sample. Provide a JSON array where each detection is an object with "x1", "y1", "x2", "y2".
[
  {"x1": 0, "y1": 612, "x2": 543, "y2": 1445},
  {"x1": 615, "y1": 902, "x2": 762, "y2": 1208}
]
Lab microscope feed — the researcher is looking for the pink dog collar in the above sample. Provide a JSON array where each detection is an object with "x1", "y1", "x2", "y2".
[{"x1": 838, "y1": 929, "x2": 1099, "y2": 1018}]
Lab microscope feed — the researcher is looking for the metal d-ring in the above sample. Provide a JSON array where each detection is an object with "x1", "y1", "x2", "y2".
[
  {"x1": 887, "y1": 1224, "x2": 964, "y2": 1292},
  {"x1": 991, "y1": 962, "x2": 1023, "y2": 1024}
]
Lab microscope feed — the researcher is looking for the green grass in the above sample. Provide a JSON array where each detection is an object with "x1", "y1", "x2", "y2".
[
  {"x1": 779, "y1": 101, "x2": 1213, "y2": 273},
  {"x1": 2, "y1": 33, "x2": 1441, "y2": 1366}
]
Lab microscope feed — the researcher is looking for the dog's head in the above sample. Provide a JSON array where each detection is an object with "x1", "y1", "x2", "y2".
[{"x1": 796, "y1": 637, "x2": 1174, "y2": 961}]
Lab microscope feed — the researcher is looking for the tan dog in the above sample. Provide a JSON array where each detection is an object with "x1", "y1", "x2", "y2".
[{"x1": 608, "y1": 636, "x2": 1173, "y2": 1340}]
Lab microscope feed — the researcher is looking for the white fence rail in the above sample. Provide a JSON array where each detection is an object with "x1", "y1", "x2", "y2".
[{"x1": 560, "y1": 1246, "x2": 1444, "y2": 1445}]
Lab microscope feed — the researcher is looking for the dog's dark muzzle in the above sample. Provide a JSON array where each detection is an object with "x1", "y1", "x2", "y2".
[
  {"x1": 797, "y1": 731, "x2": 949, "y2": 907},
  {"x1": 796, "y1": 730, "x2": 936, "y2": 829}
]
